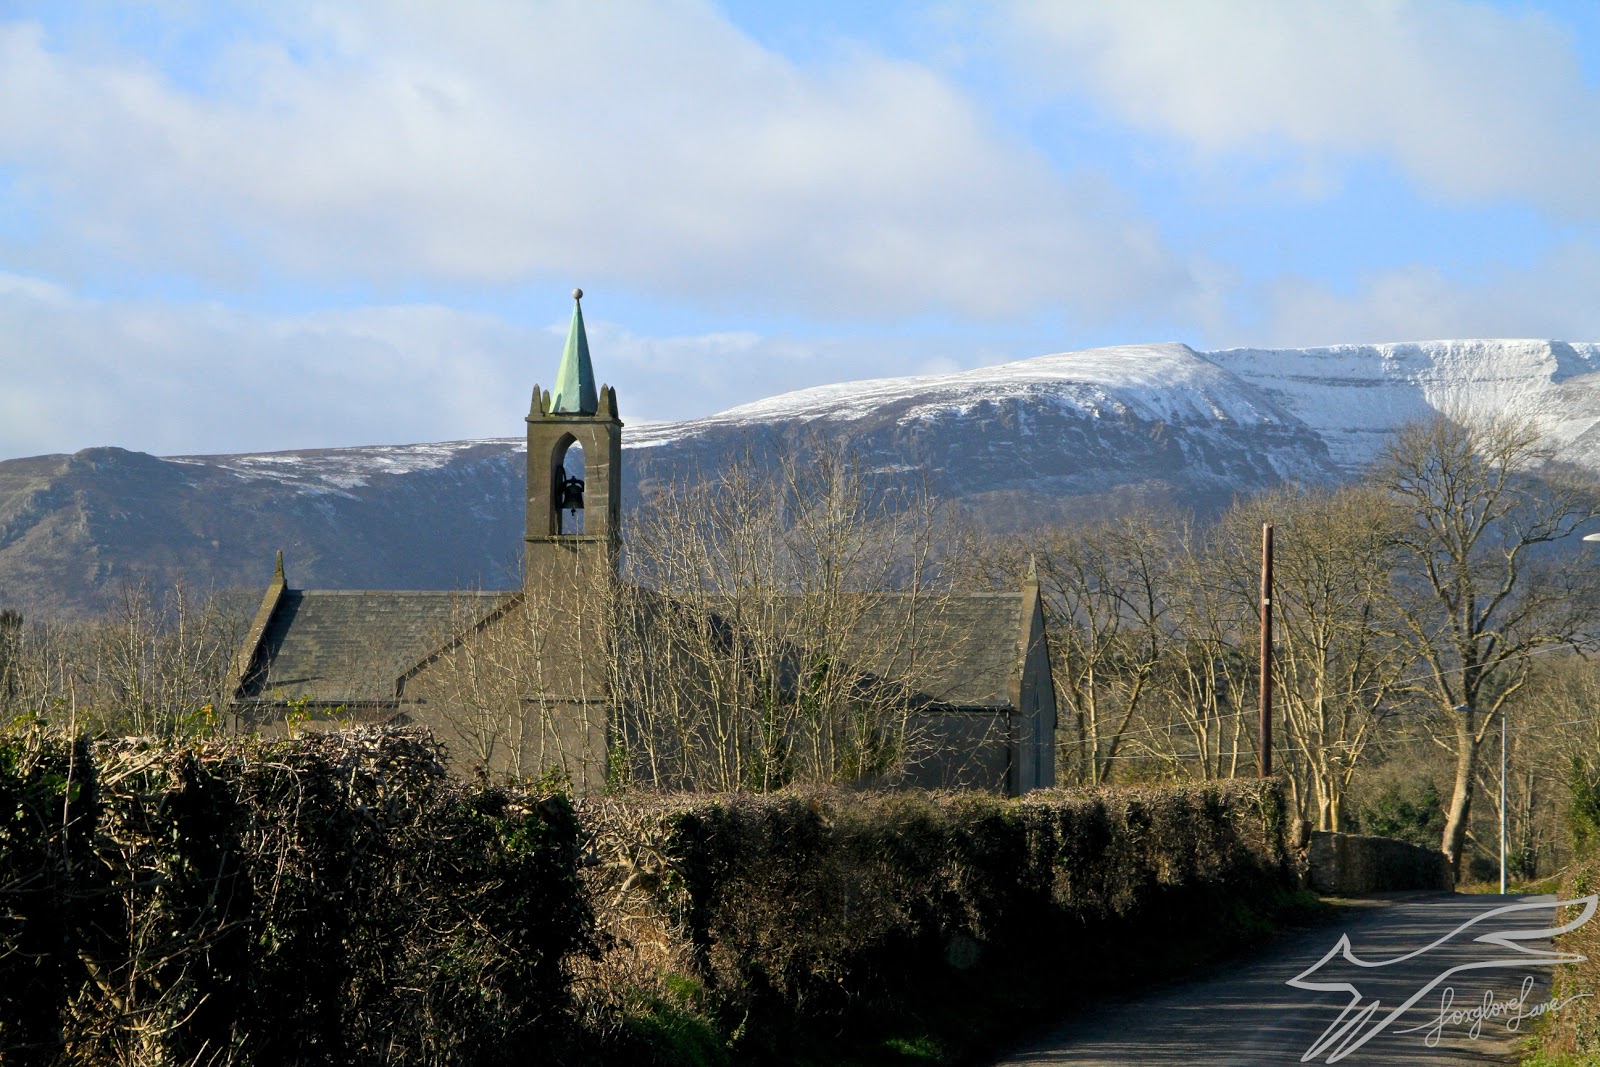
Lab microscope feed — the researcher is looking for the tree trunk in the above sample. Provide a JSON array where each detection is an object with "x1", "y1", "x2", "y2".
[{"x1": 1441, "y1": 706, "x2": 1479, "y2": 876}]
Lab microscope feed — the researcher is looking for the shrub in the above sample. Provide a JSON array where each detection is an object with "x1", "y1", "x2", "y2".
[
  {"x1": 1536, "y1": 849, "x2": 1600, "y2": 1061},
  {"x1": 1568, "y1": 758, "x2": 1600, "y2": 856},
  {"x1": 0, "y1": 726, "x2": 591, "y2": 1067},
  {"x1": 1352, "y1": 777, "x2": 1445, "y2": 849}
]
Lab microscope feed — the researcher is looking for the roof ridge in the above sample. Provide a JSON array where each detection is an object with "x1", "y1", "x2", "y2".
[{"x1": 290, "y1": 589, "x2": 512, "y2": 597}]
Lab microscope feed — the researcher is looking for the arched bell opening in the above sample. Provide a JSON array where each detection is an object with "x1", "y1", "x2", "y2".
[{"x1": 552, "y1": 436, "x2": 586, "y2": 535}]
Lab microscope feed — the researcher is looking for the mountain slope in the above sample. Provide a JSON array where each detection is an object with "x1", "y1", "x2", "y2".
[
  {"x1": 1207, "y1": 339, "x2": 1600, "y2": 472},
  {"x1": 3, "y1": 338, "x2": 1597, "y2": 615},
  {"x1": 626, "y1": 341, "x2": 1336, "y2": 522}
]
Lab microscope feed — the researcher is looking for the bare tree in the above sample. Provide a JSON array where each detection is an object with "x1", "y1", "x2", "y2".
[
  {"x1": 0, "y1": 609, "x2": 19, "y2": 710},
  {"x1": 1003, "y1": 511, "x2": 1178, "y2": 785},
  {"x1": 607, "y1": 445, "x2": 973, "y2": 791},
  {"x1": 1143, "y1": 532, "x2": 1255, "y2": 781},
  {"x1": 2, "y1": 579, "x2": 243, "y2": 740},
  {"x1": 1219, "y1": 486, "x2": 1413, "y2": 829},
  {"x1": 1378, "y1": 414, "x2": 1600, "y2": 872},
  {"x1": 406, "y1": 582, "x2": 616, "y2": 788},
  {"x1": 411, "y1": 594, "x2": 540, "y2": 777},
  {"x1": 1486, "y1": 654, "x2": 1600, "y2": 878},
  {"x1": 399, "y1": 446, "x2": 973, "y2": 793}
]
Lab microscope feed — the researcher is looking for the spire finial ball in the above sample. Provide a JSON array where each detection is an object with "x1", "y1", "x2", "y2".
[{"x1": 572, "y1": 288, "x2": 583, "y2": 301}]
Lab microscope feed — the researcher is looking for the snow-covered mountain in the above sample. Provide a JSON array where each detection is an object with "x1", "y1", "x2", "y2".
[
  {"x1": 624, "y1": 341, "x2": 1338, "y2": 517},
  {"x1": 4, "y1": 339, "x2": 1598, "y2": 615},
  {"x1": 1207, "y1": 339, "x2": 1600, "y2": 472}
]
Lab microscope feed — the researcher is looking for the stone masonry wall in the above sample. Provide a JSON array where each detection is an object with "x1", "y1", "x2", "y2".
[{"x1": 1306, "y1": 830, "x2": 1455, "y2": 895}]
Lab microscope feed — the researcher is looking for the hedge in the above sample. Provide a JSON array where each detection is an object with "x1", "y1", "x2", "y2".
[
  {"x1": 1534, "y1": 851, "x2": 1600, "y2": 1062},
  {"x1": 0, "y1": 728, "x2": 1298, "y2": 1066},
  {"x1": 573, "y1": 779, "x2": 1297, "y2": 1063},
  {"x1": 0, "y1": 727, "x2": 590, "y2": 1067}
]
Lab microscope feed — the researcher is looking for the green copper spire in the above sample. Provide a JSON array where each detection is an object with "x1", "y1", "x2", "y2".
[{"x1": 550, "y1": 288, "x2": 598, "y2": 415}]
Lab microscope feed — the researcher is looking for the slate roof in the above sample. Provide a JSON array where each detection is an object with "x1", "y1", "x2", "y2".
[
  {"x1": 691, "y1": 592, "x2": 1027, "y2": 709},
  {"x1": 240, "y1": 590, "x2": 511, "y2": 704},
  {"x1": 844, "y1": 593, "x2": 1024, "y2": 708},
  {"x1": 238, "y1": 586, "x2": 1028, "y2": 711}
]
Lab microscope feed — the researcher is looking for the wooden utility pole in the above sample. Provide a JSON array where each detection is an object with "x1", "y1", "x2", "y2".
[{"x1": 1259, "y1": 522, "x2": 1274, "y2": 778}]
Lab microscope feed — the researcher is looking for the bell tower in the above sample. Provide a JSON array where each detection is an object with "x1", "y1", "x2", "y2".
[
  {"x1": 509, "y1": 288, "x2": 620, "y2": 793},
  {"x1": 525, "y1": 288, "x2": 623, "y2": 588}
]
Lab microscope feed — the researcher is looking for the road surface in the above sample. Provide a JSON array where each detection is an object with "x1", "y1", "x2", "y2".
[{"x1": 992, "y1": 892, "x2": 1592, "y2": 1066}]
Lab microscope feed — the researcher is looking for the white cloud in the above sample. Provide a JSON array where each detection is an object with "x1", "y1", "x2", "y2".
[
  {"x1": 0, "y1": 1, "x2": 1193, "y2": 320},
  {"x1": 1237, "y1": 242, "x2": 1600, "y2": 348},
  {"x1": 9, "y1": 0, "x2": 1596, "y2": 463},
  {"x1": 0, "y1": 272, "x2": 999, "y2": 459},
  {"x1": 1003, "y1": 0, "x2": 1600, "y2": 216},
  {"x1": 0, "y1": 280, "x2": 528, "y2": 458}
]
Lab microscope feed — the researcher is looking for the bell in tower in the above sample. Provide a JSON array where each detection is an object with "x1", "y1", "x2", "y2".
[{"x1": 556, "y1": 449, "x2": 586, "y2": 534}]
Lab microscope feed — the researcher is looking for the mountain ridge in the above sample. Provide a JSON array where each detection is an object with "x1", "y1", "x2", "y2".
[{"x1": 5, "y1": 338, "x2": 1598, "y2": 615}]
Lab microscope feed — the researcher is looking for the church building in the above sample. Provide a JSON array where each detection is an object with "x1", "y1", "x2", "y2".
[{"x1": 229, "y1": 292, "x2": 1057, "y2": 795}]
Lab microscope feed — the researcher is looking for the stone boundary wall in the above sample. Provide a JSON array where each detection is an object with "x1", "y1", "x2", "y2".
[{"x1": 1306, "y1": 830, "x2": 1455, "y2": 895}]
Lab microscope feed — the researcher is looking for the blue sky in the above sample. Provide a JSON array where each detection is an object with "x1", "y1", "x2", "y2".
[{"x1": 3, "y1": 0, "x2": 1600, "y2": 459}]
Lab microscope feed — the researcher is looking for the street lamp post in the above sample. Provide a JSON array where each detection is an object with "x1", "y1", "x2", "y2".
[{"x1": 1260, "y1": 523, "x2": 1273, "y2": 778}]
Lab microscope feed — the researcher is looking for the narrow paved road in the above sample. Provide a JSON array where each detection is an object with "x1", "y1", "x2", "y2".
[{"x1": 992, "y1": 893, "x2": 1592, "y2": 1066}]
